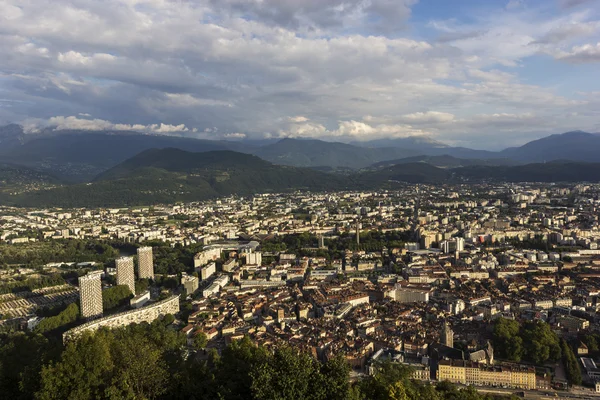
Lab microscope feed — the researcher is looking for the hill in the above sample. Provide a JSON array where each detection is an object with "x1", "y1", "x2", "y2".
[
  {"x1": 360, "y1": 160, "x2": 600, "y2": 186},
  {"x1": 456, "y1": 161, "x2": 600, "y2": 182},
  {"x1": 0, "y1": 163, "x2": 61, "y2": 186},
  {"x1": 10, "y1": 149, "x2": 351, "y2": 207},
  {"x1": 369, "y1": 155, "x2": 518, "y2": 169},
  {"x1": 0, "y1": 130, "x2": 255, "y2": 182},
  {"x1": 352, "y1": 135, "x2": 450, "y2": 150},
  {"x1": 251, "y1": 138, "x2": 415, "y2": 169},
  {"x1": 500, "y1": 131, "x2": 600, "y2": 163},
  {"x1": 0, "y1": 163, "x2": 62, "y2": 203},
  {"x1": 357, "y1": 162, "x2": 452, "y2": 185}
]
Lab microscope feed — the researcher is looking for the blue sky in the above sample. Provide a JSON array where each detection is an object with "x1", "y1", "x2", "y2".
[{"x1": 0, "y1": 0, "x2": 599, "y2": 149}]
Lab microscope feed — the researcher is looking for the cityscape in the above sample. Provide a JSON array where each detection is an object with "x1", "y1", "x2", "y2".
[
  {"x1": 2, "y1": 184, "x2": 600, "y2": 398},
  {"x1": 2, "y1": 0, "x2": 600, "y2": 399}
]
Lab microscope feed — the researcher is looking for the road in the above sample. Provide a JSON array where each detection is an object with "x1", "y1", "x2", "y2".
[{"x1": 476, "y1": 386, "x2": 600, "y2": 399}]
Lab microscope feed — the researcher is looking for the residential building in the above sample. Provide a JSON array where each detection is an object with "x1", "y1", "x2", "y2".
[
  {"x1": 79, "y1": 271, "x2": 103, "y2": 319},
  {"x1": 137, "y1": 246, "x2": 154, "y2": 279},
  {"x1": 116, "y1": 256, "x2": 136, "y2": 295}
]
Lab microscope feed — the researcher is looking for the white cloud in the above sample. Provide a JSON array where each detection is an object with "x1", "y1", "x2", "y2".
[
  {"x1": 0, "y1": 0, "x2": 599, "y2": 148},
  {"x1": 222, "y1": 132, "x2": 247, "y2": 139},
  {"x1": 400, "y1": 111, "x2": 455, "y2": 124},
  {"x1": 278, "y1": 118, "x2": 430, "y2": 141},
  {"x1": 23, "y1": 116, "x2": 192, "y2": 134},
  {"x1": 554, "y1": 42, "x2": 600, "y2": 62}
]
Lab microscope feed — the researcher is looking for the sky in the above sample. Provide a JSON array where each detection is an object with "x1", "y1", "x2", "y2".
[{"x1": 1, "y1": 0, "x2": 600, "y2": 149}]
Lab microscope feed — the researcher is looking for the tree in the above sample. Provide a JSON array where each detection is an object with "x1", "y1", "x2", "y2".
[
  {"x1": 38, "y1": 331, "x2": 116, "y2": 400},
  {"x1": 521, "y1": 321, "x2": 561, "y2": 365},
  {"x1": 561, "y1": 339, "x2": 582, "y2": 385},
  {"x1": 135, "y1": 278, "x2": 150, "y2": 294},
  {"x1": 0, "y1": 332, "x2": 53, "y2": 400},
  {"x1": 388, "y1": 381, "x2": 409, "y2": 400},
  {"x1": 192, "y1": 332, "x2": 208, "y2": 350},
  {"x1": 37, "y1": 323, "x2": 185, "y2": 400},
  {"x1": 34, "y1": 303, "x2": 79, "y2": 334},
  {"x1": 251, "y1": 346, "x2": 318, "y2": 400},
  {"x1": 102, "y1": 285, "x2": 132, "y2": 311},
  {"x1": 492, "y1": 318, "x2": 523, "y2": 362}
]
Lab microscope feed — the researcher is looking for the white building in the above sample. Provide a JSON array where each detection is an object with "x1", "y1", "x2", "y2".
[{"x1": 200, "y1": 262, "x2": 216, "y2": 280}]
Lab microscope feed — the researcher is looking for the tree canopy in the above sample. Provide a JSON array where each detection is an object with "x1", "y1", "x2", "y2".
[{"x1": 493, "y1": 318, "x2": 561, "y2": 365}]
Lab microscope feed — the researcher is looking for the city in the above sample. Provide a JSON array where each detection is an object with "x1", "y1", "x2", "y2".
[
  {"x1": 2, "y1": 184, "x2": 600, "y2": 398},
  {"x1": 2, "y1": 0, "x2": 600, "y2": 398}
]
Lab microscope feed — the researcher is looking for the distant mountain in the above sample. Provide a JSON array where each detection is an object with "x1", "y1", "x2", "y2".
[
  {"x1": 359, "y1": 160, "x2": 600, "y2": 186},
  {"x1": 500, "y1": 131, "x2": 600, "y2": 163},
  {"x1": 0, "y1": 124, "x2": 28, "y2": 151},
  {"x1": 369, "y1": 155, "x2": 519, "y2": 169},
  {"x1": 352, "y1": 136, "x2": 449, "y2": 150},
  {"x1": 11, "y1": 149, "x2": 350, "y2": 207},
  {"x1": 251, "y1": 138, "x2": 415, "y2": 169},
  {"x1": 0, "y1": 129, "x2": 255, "y2": 182},
  {"x1": 456, "y1": 161, "x2": 600, "y2": 182},
  {"x1": 357, "y1": 162, "x2": 452, "y2": 185},
  {"x1": 3, "y1": 124, "x2": 600, "y2": 187}
]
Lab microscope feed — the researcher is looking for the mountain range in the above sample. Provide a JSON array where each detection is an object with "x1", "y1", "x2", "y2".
[
  {"x1": 1, "y1": 125, "x2": 600, "y2": 181},
  {"x1": 2, "y1": 124, "x2": 600, "y2": 207},
  {"x1": 3, "y1": 147, "x2": 600, "y2": 208},
  {"x1": 5, "y1": 149, "x2": 351, "y2": 208}
]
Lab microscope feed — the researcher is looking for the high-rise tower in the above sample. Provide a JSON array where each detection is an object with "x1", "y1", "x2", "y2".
[
  {"x1": 412, "y1": 185, "x2": 421, "y2": 240},
  {"x1": 79, "y1": 271, "x2": 103, "y2": 319},
  {"x1": 441, "y1": 320, "x2": 454, "y2": 348},
  {"x1": 356, "y1": 219, "x2": 361, "y2": 246},
  {"x1": 137, "y1": 246, "x2": 154, "y2": 279},
  {"x1": 116, "y1": 256, "x2": 136, "y2": 295}
]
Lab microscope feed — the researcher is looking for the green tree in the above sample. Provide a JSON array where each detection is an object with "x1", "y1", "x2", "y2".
[
  {"x1": 192, "y1": 332, "x2": 208, "y2": 350},
  {"x1": 561, "y1": 339, "x2": 582, "y2": 385},
  {"x1": 387, "y1": 381, "x2": 409, "y2": 400},
  {"x1": 34, "y1": 303, "x2": 79, "y2": 334},
  {"x1": 521, "y1": 321, "x2": 561, "y2": 365},
  {"x1": 102, "y1": 285, "x2": 132, "y2": 311},
  {"x1": 0, "y1": 332, "x2": 53, "y2": 400},
  {"x1": 492, "y1": 318, "x2": 523, "y2": 362}
]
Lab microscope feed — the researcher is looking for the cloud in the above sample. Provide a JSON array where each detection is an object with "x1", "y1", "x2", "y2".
[
  {"x1": 278, "y1": 118, "x2": 430, "y2": 141},
  {"x1": 554, "y1": 42, "x2": 600, "y2": 62},
  {"x1": 533, "y1": 21, "x2": 600, "y2": 44},
  {"x1": 23, "y1": 116, "x2": 193, "y2": 134},
  {"x1": 222, "y1": 132, "x2": 247, "y2": 139},
  {"x1": 0, "y1": 0, "x2": 599, "y2": 149},
  {"x1": 559, "y1": 0, "x2": 597, "y2": 9},
  {"x1": 400, "y1": 111, "x2": 455, "y2": 124},
  {"x1": 211, "y1": 0, "x2": 417, "y2": 33}
]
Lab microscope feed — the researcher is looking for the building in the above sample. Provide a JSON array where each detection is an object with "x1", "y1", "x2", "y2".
[
  {"x1": 130, "y1": 291, "x2": 151, "y2": 308},
  {"x1": 193, "y1": 248, "x2": 222, "y2": 268},
  {"x1": 441, "y1": 321, "x2": 454, "y2": 348},
  {"x1": 581, "y1": 357, "x2": 600, "y2": 381},
  {"x1": 390, "y1": 284, "x2": 430, "y2": 303},
  {"x1": 557, "y1": 315, "x2": 589, "y2": 332},
  {"x1": 116, "y1": 256, "x2": 136, "y2": 295},
  {"x1": 245, "y1": 251, "x2": 262, "y2": 266},
  {"x1": 78, "y1": 271, "x2": 103, "y2": 319},
  {"x1": 223, "y1": 259, "x2": 238, "y2": 272},
  {"x1": 181, "y1": 274, "x2": 199, "y2": 296},
  {"x1": 63, "y1": 295, "x2": 180, "y2": 342},
  {"x1": 137, "y1": 246, "x2": 154, "y2": 279},
  {"x1": 200, "y1": 262, "x2": 216, "y2": 280},
  {"x1": 437, "y1": 360, "x2": 536, "y2": 390}
]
